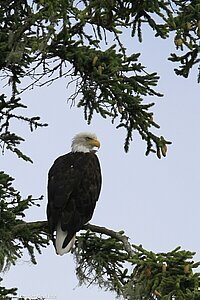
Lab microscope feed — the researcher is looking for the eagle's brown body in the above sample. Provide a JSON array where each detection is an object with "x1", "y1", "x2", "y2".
[{"x1": 47, "y1": 132, "x2": 101, "y2": 255}]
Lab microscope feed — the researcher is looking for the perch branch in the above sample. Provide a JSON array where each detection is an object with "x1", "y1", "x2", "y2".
[{"x1": 13, "y1": 221, "x2": 134, "y2": 256}]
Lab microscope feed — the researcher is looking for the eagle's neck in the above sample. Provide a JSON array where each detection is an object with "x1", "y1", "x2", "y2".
[{"x1": 71, "y1": 144, "x2": 90, "y2": 153}]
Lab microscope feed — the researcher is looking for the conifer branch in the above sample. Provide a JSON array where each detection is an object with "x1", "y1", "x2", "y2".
[
  {"x1": 9, "y1": 221, "x2": 200, "y2": 299},
  {"x1": 13, "y1": 221, "x2": 133, "y2": 256},
  {"x1": 84, "y1": 223, "x2": 134, "y2": 257}
]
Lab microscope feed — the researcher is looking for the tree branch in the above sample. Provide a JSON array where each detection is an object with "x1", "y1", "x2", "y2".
[
  {"x1": 84, "y1": 223, "x2": 134, "y2": 257},
  {"x1": 13, "y1": 220, "x2": 134, "y2": 256},
  {"x1": 11, "y1": 220, "x2": 200, "y2": 299},
  {"x1": 12, "y1": 220, "x2": 48, "y2": 235}
]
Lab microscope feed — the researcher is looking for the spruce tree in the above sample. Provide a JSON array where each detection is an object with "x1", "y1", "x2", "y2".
[{"x1": 0, "y1": 1, "x2": 199, "y2": 299}]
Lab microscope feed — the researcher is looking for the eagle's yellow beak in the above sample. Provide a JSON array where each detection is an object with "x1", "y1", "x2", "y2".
[{"x1": 90, "y1": 138, "x2": 100, "y2": 148}]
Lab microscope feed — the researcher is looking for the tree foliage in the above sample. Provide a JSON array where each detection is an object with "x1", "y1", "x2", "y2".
[
  {"x1": 0, "y1": 172, "x2": 48, "y2": 299},
  {"x1": 0, "y1": 0, "x2": 200, "y2": 299},
  {"x1": 0, "y1": 172, "x2": 48, "y2": 270},
  {"x1": 3, "y1": 0, "x2": 200, "y2": 158},
  {"x1": 75, "y1": 225, "x2": 200, "y2": 300}
]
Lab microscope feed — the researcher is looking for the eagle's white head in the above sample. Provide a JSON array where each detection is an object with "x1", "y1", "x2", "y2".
[{"x1": 71, "y1": 132, "x2": 100, "y2": 153}]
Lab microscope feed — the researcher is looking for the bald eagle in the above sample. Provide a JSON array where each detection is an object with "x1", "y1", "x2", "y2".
[{"x1": 47, "y1": 132, "x2": 102, "y2": 255}]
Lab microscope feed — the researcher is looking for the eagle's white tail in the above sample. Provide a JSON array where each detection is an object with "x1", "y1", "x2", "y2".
[{"x1": 55, "y1": 223, "x2": 75, "y2": 255}]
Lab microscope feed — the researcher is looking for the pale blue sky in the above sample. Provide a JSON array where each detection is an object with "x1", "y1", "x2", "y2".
[{"x1": 1, "y1": 26, "x2": 200, "y2": 299}]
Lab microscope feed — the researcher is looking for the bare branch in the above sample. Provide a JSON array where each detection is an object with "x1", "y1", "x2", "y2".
[{"x1": 84, "y1": 223, "x2": 134, "y2": 257}]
